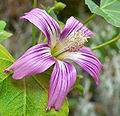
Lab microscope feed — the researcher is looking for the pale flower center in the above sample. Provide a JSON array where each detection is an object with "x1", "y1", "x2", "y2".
[{"x1": 51, "y1": 30, "x2": 90, "y2": 57}]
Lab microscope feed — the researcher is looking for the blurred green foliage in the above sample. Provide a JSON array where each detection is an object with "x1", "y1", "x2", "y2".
[{"x1": 0, "y1": 20, "x2": 12, "y2": 42}]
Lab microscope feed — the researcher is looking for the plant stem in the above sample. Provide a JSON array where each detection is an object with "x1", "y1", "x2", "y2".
[
  {"x1": 32, "y1": 26, "x2": 36, "y2": 46},
  {"x1": 83, "y1": 14, "x2": 96, "y2": 25},
  {"x1": 32, "y1": 0, "x2": 37, "y2": 46},
  {"x1": 48, "y1": 7, "x2": 55, "y2": 13},
  {"x1": 43, "y1": 37, "x2": 47, "y2": 43},
  {"x1": 33, "y1": 0, "x2": 37, "y2": 8},
  {"x1": 91, "y1": 34, "x2": 120, "y2": 51},
  {"x1": 38, "y1": 32, "x2": 42, "y2": 44}
]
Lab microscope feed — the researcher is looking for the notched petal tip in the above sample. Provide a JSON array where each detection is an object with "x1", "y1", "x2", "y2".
[
  {"x1": 19, "y1": 16, "x2": 25, "y2": 20},
  {"x1": 89, "y1": 31, "x2": 94, "y2": 36},
  {"x1": 46, "y1": 105, "x2": 60, "y2": 112},
  {"x1": 2, "y1": 69, "x2": 8, "y2": 72},
  {"x1": 55, "y1": 105, "x2": 60, "y2": 111},
  {"x1": 96, "y1": 81, "x2": 99, "y2": 86},
  {"x1": 24, "y1": 12, "x2": 28, "y2": 15},
  {"x1": 3, "y1": 43, "x2": 55, "y2": 80},
  {"x1": 12, "y1": 75, "x2": 23, "y2": 80},
  {"x1": 2, "y1": 67, "x2": 23, "y2": 80},
  {"x1": 2, "y1": 67, "x2": 11, "y2": 72},
  {"x1": 46, "y1": 106, "x2": 51, "y2": 112},
  {"x1": 95, "y1": 63, "x2": 103, "y2": 86},
  {"x1": 47, "y1": 60, "x2": 77, "y2": 111},
  {"x1": 95, "y1": 78, "x2": 99, "y2": 86}
]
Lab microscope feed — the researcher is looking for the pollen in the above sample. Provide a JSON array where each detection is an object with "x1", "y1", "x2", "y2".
[
  {"x1": 64, "y1": 30, "x2": 89, "y2": 52},
  {"x1": 52, "y1": 30, "x2": 90, "y2": 57}
]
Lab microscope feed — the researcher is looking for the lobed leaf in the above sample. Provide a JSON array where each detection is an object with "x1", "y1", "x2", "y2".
[{"x1": 85, "y1": 0, "x2": 120, "y2": 27}]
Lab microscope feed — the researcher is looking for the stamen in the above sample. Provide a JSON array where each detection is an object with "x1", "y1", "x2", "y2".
[
  {"x1": 52, "y1": 30, "x2": 90, "y2": 57},
  {"x1": 64, "y1": 30, "x2": 89, "y2": 52}
]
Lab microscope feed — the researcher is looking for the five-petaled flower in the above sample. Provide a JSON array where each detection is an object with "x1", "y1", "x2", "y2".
[{"x1": 3, "y1": 8, "x2": 103, "y2": 111}]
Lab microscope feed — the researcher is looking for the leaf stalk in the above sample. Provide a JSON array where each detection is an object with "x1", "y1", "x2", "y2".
[
  {"x1": 83, "y1": 14, "x2": 96, "y2": 25},
  {"x1": 91, "y1": 34, "x2": 120, "y2": 51},
  {"x1": 32, "y1": 0, "x2": 37, "y2": 46}
]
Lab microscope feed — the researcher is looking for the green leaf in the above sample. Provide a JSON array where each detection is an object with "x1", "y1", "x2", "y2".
[
  {"x1": 0, "y1": 44, "x2": 15, "y2": 82},
  {"x1": 0, "y1": 45, "x2": 69, "y2": 115},
  {"x1": 0, "y1": 20, "x2": 12, "y2": 42},
  {"x1": 0, "y1": 31, "x2": 13, "y2": 41},
  {"x1": 85, "y1": 0, "x2": 120, "y2": 27},
  {"x1": 71, "y1": 75, "x2": 84, "y2": 95},
  {"x1": 0, "y1": 20, "x2": 6, "y2": 30},
  {"x1": 0, "y1": 74, "x2": 69, "y2": 116}
]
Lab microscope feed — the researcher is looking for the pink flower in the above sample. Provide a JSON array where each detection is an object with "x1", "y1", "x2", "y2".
[{"x1": 3, "y1": 8, "x2": 103, "y2": 111}]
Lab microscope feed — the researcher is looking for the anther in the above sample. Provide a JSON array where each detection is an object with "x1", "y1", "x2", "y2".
[{"x1": 64, "y1": 30, "x2": 90, "y2": 51}]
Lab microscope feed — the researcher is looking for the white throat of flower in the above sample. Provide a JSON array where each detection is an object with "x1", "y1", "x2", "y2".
[{"x1": 52, "y1": 30, "x2": 90, "y2": 57}]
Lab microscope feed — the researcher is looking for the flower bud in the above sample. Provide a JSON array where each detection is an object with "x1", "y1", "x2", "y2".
[{"x1": 54, "y1": 2, "x2": 66, "y2": 11}]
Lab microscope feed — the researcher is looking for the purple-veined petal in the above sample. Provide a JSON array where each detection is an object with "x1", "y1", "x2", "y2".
[
  {"x1": 3, "y1": 43, "x2": 55, "y2": 79},
  {"x1": 46, "y1": 60, "x2": 76, "y2": 111},
  {"x1": 58, "y1": 47, "x2": 103, "y2": 85},
  {"x1": 20, "y1": 8, "x2": 61, "y2": 48},
  {"x1": 60, "y1": 16, "x2": 94, "y2": 40}
]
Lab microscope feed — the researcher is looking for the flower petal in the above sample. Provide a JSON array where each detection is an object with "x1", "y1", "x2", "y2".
[
  {"x1": 20, "y1": 8, "x2": 61, "y2": 48},
  {"x1": 3, "y1": 43, "x2": 55, "y2": 79},
  {"x1": 60, "y1": 16, "x2": 94, "y2": 40},
  {"x1": 46, "y1": 60, "x2": 76, "y2": 111},
  {"x1": 58, "y1": 47, "x2": 103, "y2": 85}
]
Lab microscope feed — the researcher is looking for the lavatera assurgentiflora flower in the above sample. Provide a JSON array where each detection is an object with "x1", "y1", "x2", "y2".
[{"x1": 3, "y1": 8, "x2": 103, "y2": 111}]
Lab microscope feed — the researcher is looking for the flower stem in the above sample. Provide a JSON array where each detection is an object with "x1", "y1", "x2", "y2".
[
  {"x1": 38, "y1": 32, "x2": 42, "y2": 44},
  {"x1": 91, "y1": 34, "x2": 120, "y2": 51},
  {"x1": 32, "y1": 0, "x2": 37, "y2": 46},
  {"x1": 48, "y1": 7, "x2": 55, "y2": 13},
  {"x1": 43, "y1": 37, "x2": 47, "y2": 43},
  {"x1": 83, "y1": 14, "x2": 96, "y2": 25}
]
